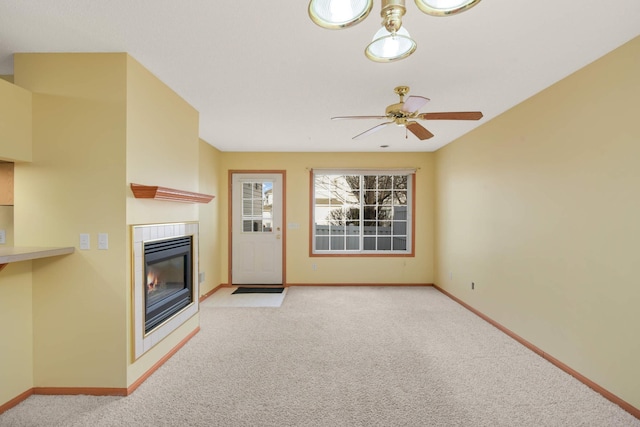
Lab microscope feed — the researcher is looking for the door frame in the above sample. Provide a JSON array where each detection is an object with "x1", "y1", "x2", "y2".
[{"x1": 228, "y1": 170, "x2": 287, "y2": 286}]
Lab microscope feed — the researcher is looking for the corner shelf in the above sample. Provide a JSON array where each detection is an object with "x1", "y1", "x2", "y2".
[{"x1": 130, "y1": 183, "x2": 215, "y2": 204}]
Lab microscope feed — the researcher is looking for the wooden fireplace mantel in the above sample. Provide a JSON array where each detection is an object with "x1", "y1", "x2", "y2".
[{"x1": 130, "y1": 183, "x2": 215, "y2": 204}]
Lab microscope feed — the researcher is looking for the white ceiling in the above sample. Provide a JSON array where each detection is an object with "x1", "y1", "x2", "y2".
[{"x1": 0, "y1": 1, "x2": 638, "y2": 152}]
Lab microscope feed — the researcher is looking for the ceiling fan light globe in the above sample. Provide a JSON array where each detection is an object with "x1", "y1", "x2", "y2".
[
  {"x1": 365, "y1": 26, "x2": 416, "y2": 62},
  {"x1": 414, "y1": 0, "x2": 481, "y2": 16},
  {"x1": 309, "y1": 0, "x2": 373, "y2": 29}
]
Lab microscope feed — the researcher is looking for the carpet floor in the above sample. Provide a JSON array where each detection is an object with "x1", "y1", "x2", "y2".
[{"x1": 1, "y1": 286, "x2": 638, "y2": 426}]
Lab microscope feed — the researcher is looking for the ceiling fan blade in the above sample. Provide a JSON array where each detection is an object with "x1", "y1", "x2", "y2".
[
  {"x1": 353, "y1": 122, "x2": 394, "y2": 140},
  {"x1": 402, "y1": 96, "x2": 430, "y2": 113},
  {"x1": 417, "y1": 111, "x2": 483, "y2": 120},
  {"x1": 331, "y1": 115, "x2": 387, "y2": 120},
  {"x1": 406, "y1": 122, "x2": 434, "y2": 140}
]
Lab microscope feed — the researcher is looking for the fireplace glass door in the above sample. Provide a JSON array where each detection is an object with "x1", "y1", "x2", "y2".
[{"x1": 144, "y1": 236, "x2": 193, "y2": 333}]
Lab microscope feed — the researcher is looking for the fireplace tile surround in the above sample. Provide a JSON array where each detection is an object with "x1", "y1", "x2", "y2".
[{"x1": 132, "y1": 222, "x2": 199, "y2": 360}]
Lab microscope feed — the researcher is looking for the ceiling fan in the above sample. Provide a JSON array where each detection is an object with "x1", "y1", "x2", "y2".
[{"x1": 331, "y1": 86, "x2": 483, "y2": 140}]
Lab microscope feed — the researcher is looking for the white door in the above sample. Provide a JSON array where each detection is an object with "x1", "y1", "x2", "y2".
[{"x1": 231, "y1": 173, "x2": 283, "y2": 285}]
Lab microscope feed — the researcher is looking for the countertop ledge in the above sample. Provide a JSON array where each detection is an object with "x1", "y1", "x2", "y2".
[{"x1": 0, "y1": 246, "x2": 75, "y2": 265}]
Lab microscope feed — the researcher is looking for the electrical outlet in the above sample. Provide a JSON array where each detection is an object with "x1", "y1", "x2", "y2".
[
  {"x1": 0, "y1": 229, "x2": 5, "y2": 244},
  {"x1": 312, "y1": 263, "x2": 317, "y2": 271},
  {"x1": 471, "y1": 282, "x2": 475, "y2": 290}
]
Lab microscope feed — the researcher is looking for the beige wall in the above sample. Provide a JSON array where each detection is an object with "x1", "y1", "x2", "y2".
[
  {"x1": 0, "y1": 262, "x2": 33, "y2": 406},
  {"x1": 14, "y1": 53, "x2": 129, "y2": 388},
  {"x1": 434, "y1": 37, "x2": 640, "y2": 409},
  {"x1": 0, "y1": 75, "x2": 31, "y2": 408},
  {"x1": 0, "y1": 78, "x2": 31, "y2": 162},
  {"x1": 125, "y1": 55, "x2": 200, "y2": 226},
  {"x1": 198, "y1": 139, "x2": 222, "y2": 296},
  {"x1": 124, "y1": 55, "x2": 201, "y2": 385},
  {"x1": 0, "y1": 53, "x2": 206, "y2": 401},
  {"x1": 0, "y1": 75, "x2": 33, "y2": 270},
  {"x1": 219, "y1": 152, "x2": 435, "y2": 286}
]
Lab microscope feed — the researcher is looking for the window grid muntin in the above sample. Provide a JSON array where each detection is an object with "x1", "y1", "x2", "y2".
[
  {"x1": 241, "y1": 181, "x2": 274, "y2": 233},
  {"x1": 313, "y1": 173, "x2": 411, "y2": 254}
]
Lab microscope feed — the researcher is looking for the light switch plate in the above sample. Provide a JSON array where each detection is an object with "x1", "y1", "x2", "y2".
[
  {"x1": 0, "y1": 229, "x2": 5, "y2": 244},
  {"x1": 98, "y1": 233, "x2": 108, "y2": 250},
  {"x1": 80, "y1": 233, "x2": 90, "y2": 250}
]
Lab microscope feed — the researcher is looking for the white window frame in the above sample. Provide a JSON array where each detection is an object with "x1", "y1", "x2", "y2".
[{"x1": 311, "y1": 169, "x2": 415, "y2": 256}]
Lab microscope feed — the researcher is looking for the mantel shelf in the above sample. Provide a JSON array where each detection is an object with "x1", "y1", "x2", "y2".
[{"x1": 130, "y1": 183, "x2": 215, "y2": 204}]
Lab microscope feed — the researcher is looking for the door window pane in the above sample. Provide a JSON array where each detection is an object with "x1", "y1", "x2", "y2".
[{"x1": 241, "y1": 181, "x2": 273, "y2": 233}]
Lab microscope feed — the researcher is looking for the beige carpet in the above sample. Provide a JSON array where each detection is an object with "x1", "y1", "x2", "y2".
[{"x1": 1, "y1": 286, "x2": 638, "y2": 426}]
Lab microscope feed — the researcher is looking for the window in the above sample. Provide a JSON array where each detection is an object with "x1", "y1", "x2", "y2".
[
  {"x1": 241, "y1": 181, "x2": 273, "y2": 232},
  {"x1": 312, "y1": 170, "x2": 414, "y2": 255}
]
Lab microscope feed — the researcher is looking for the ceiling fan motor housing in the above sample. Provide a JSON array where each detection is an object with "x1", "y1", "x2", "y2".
[
  {"x1": 386, "y1": 104, "x2": 410, "y2": 120},
  {"x1": 387, "y1": 86, "x2": 414, "y2": 121}
]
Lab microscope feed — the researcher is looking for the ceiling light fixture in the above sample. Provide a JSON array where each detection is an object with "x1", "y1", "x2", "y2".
[
  {"x1": 414, "y1": 0, "x2": 481, "y2": 16},
  {"x1": 308, "y1": 0, "x2": 481, "y2": 62},
  {"x1": 365, "y1": 0, "x2": 416, "y2": 62},
  {"x1": 308, "y1": 0, "x2": 374, "y2": 29}
]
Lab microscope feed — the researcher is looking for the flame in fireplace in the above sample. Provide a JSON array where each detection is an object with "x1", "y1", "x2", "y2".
[{"x1": 147, "y1": 271, "x2": 159, "y2": 292}]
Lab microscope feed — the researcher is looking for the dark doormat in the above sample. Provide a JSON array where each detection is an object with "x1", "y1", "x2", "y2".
[{"x1": 232, "y1": 287, "x2": 285, "y2": 294}]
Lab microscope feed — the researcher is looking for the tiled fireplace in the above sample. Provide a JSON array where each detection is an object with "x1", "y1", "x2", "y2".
[{"x1": 132, "y1": 222, "x2": 199, "y2": 359}]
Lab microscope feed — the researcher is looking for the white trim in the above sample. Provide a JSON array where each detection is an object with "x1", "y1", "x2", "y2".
[
  {"x1": 312, "y1": 171, "x2": 413, "y2": 254},
  {"x1": 231, "y1": 172, "x2": 284, "y2": 285},
  {"x1": 311, "y1": 168, "x2": 417, "y2": 175}
]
